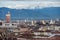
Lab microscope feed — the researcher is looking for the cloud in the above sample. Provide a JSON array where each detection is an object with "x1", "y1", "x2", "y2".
[
  {"x1": 38, "y1": 2, "x2": 60, "y2": 8},
  {"x1": 0, "y1": 1, "x2": 60, "y2": 9},
  {"x1": 0, "y1": 0, "x2": 60, "y2": 1}
]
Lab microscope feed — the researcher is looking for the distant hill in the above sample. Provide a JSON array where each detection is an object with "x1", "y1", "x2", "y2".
[{"x1": 0, "y1": 7, "x2": 60, "y2": 20}]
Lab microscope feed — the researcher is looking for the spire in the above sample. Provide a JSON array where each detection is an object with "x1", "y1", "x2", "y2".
[{"x1": 50, "y1": 19, "x2": 55, "y2": 24}]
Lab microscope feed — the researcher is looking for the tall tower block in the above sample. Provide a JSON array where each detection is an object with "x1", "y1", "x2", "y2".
[{"x1": 6, "y1": 11, "x2": 10, "y2": 23}]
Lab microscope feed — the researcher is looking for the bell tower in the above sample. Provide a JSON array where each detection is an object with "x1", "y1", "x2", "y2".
[{"x1": 6, "y1": 11, "x2": 10, "y2": 23}]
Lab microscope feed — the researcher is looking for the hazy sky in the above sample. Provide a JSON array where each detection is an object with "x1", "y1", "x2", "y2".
[
  {"x1": 0, "y1": 0, "x2": 60, "y2": 1},
  {"x1": 0, "y1": 0, "x2": 60, "y2": 9}
]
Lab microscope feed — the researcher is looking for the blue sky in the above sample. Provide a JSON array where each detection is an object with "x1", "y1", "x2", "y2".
[{"x1": 0, "y1": 1, "x2": 60, "y2": 9}]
